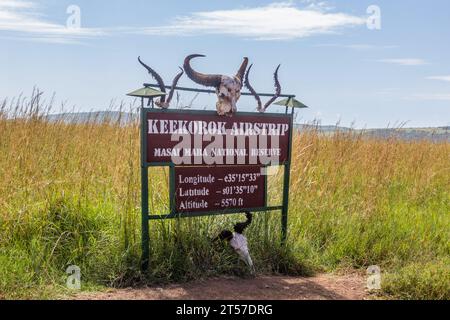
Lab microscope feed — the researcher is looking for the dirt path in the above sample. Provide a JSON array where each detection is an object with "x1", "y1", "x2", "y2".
[{"x1": 74, "y1": 274, "x2": 369, "y2": 300}]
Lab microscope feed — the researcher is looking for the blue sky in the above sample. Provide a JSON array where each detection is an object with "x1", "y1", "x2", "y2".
[{"x1": 1, "y1": 0, "x2": 449, "y2": 128}]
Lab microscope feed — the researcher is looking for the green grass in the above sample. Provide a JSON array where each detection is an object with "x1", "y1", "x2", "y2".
[
  {"x1": 0, "y1": 98, "x2": 449, "y2": 299},
  {"x1": 382, "y1": 258, "x2": 450, "y2": 300}
]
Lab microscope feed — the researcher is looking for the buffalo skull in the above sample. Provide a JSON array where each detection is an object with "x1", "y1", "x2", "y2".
[{"x1": 183, "y1": 54, "x2": 248, "y2": 116}]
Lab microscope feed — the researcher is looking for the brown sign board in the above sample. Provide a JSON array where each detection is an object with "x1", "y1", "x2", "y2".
[
  {"x1": 174, "y1": 165, "x2": 265, "y2": 214},
  {"x1": 146, "y1": 110, "x2": 291, "y2": 166}
]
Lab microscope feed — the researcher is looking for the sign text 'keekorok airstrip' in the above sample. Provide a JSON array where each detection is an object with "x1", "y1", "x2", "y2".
[{"x1": 146, "y1": 110, "x2": 290, "y2": 166}]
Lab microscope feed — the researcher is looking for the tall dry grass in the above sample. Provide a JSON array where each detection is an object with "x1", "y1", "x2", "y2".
[{"x1": 0, "y1": 92, "x2": 449, "y2": 299}]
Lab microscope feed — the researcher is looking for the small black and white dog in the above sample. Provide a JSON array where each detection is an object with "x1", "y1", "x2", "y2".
[{"x1": 213, "y1": 211, "x2": 255, "y2": 274}]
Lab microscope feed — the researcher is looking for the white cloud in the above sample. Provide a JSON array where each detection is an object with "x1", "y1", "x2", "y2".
[
  {"x1": 409, "y1": 94, "x2": 450, "y2": 101},
  {"x1": 315, "y1": 43, "x2": 398, "y2": 50},
  {"x1": 378, "y1": 58, "x2": 428, "y2": 66},
  {"x1": 0, "y1": 0, "x2": 35, "y2": 9},
  {"x1": 0, "y1": 1, "x2": 365, "y2": 44},
  {"x1": 301, "y1": 0, "x2": 335, "y2": 12},
  {"x1": 137, "y1": 2, "x2": 366, "y2": 40},
  {"x1": 0, "y1": 0, "x2": 105, "y2": 43},
  {"x1": 427, "y1": 76, "x2": 450, "y2": 83}
]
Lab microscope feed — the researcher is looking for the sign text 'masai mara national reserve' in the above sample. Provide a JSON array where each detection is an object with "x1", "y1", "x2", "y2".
[{"x1": 145, "y1": 110, "x2": 292, "y2": 214}]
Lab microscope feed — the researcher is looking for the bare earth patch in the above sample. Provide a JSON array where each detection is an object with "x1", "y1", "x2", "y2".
[{"x1": 72, "y1": 274, "x2": 369, "y2": 300}]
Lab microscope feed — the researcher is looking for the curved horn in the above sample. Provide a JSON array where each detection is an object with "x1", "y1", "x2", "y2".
[
  {"x1": 165, "y1": 67, "x2": 184, "y2": 108},
  {"x1": 262, "y1": 65, "x2": 282, "y2": 112},
  {"x1": 138, "y1": 56, "x2": 166, "y2": 103},
  {"x1": 244, "y1": 64, "x2": 263, "y2": 112},
  {"x1": 183, "y1": 54, "x2": 222, "y2": 88},
  {"x1": 235, "y1": 57, "x2": 249, "y2": 88}
]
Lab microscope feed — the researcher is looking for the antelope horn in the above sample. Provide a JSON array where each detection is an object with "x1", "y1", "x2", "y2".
[
  {"x1": 262, "y1": 65, "x2": 282, "y2": 112},
  {"x1": 165, "y1": 67, "x2": 184, "y2": 107},
  {"x1": 235, "y1": 57, "x2": 249, "y2": 89},
  {"x1": 183, "y1": 54, "x2": 222, "y2": 88},
  {"x1": 138, "y1": 56, "x2": 166, "y2": 103},
  {"x1": 244, "y1": 64, "x2": 263, "y2": 112}
]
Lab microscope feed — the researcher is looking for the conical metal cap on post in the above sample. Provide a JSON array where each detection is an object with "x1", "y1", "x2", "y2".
[
  {"x1": 274, "y1": 97, "x2": 309, "y2": 109},
  {"x1": 127, "y1": 87, "x2": 167, "y2": 98},
  {"x1": 127, "y1": 87, "x2": 167, "y2": 108}
]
